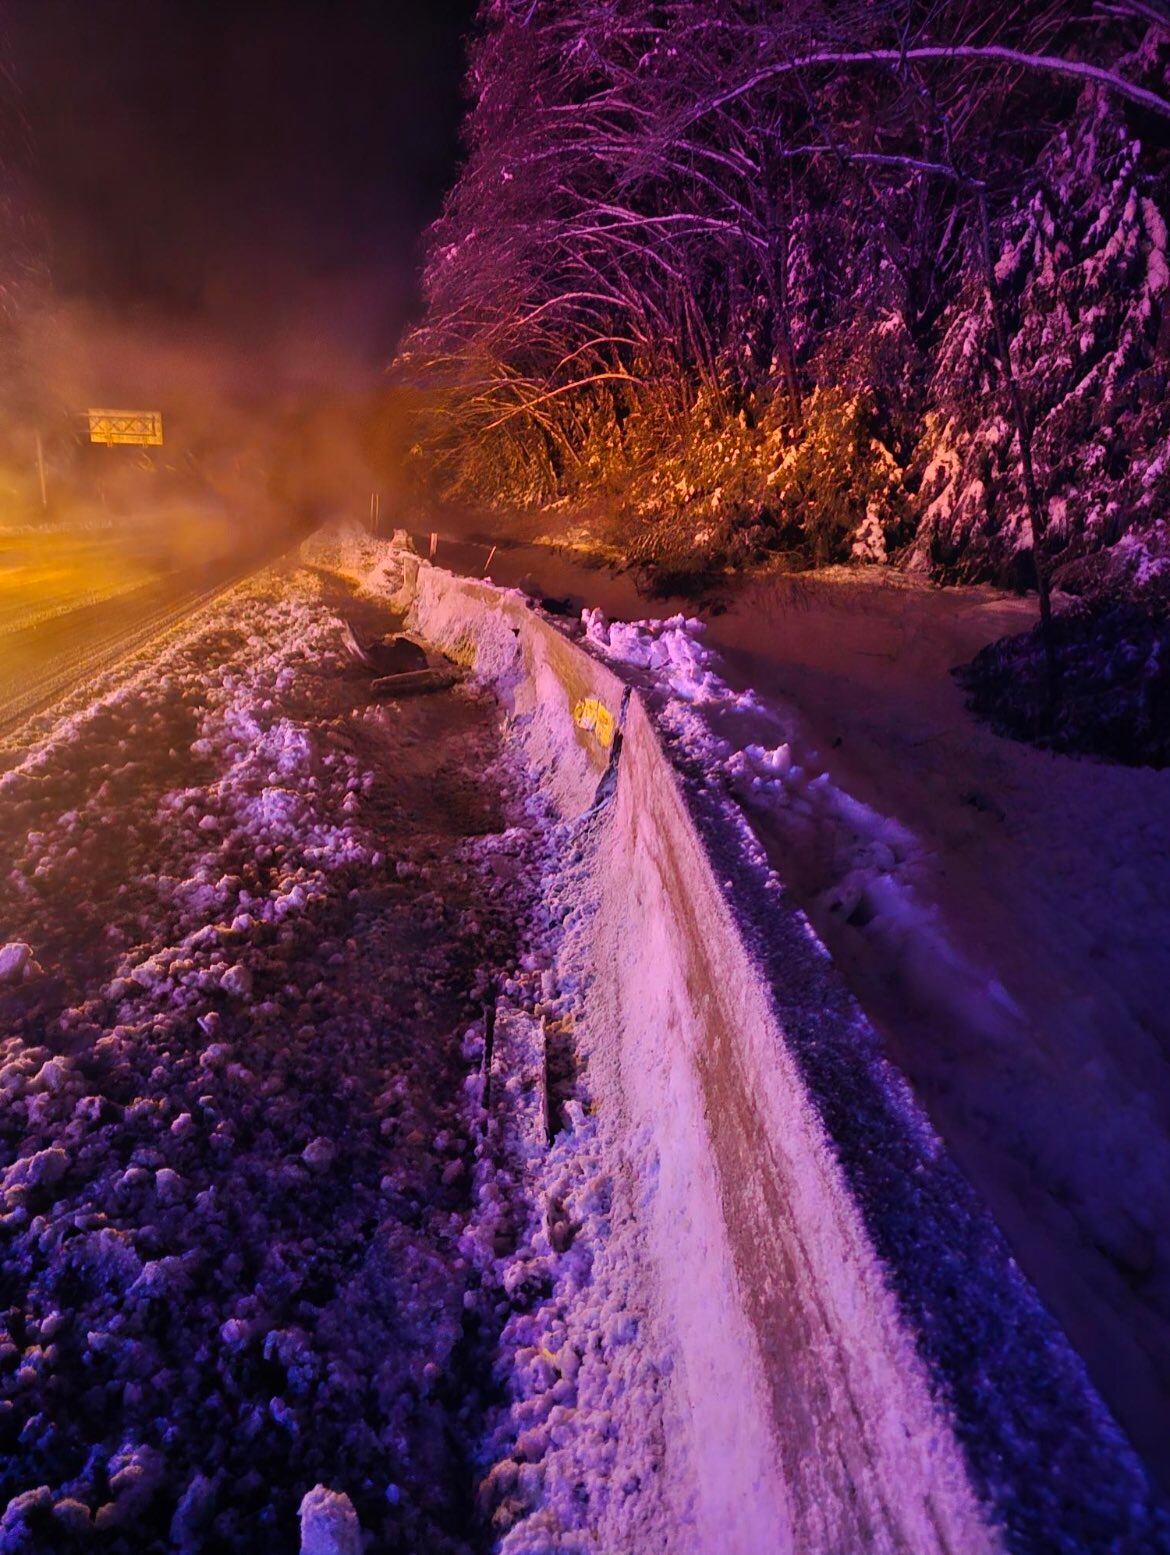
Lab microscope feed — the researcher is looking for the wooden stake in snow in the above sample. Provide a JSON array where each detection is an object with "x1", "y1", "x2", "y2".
[
  {"x1": 540, "y1": 1014, "x2": 553, "y2": 1146},
  {"x1": 481, "y1": 997, "x2": 496, "y2": 1108}
]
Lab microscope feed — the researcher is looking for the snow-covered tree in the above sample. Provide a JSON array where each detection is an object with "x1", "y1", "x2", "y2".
[
  {"x1": 915, "y1": 90, "x2": 1170, "y2": 596},
  {"x1": 396, "y1": 0, "x2": 1170, "y2": 593}
]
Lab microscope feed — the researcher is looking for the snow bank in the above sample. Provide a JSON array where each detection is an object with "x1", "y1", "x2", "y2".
[
  {"x1": 376, "y1": 544, "x2": 1168, "y2": 1555},
  {"x1": 582, "y1": 607, "x2": 756, "y2": 708},
  {"x1": 0, "y1": 567, "x2": 563, "y2": 1551}
]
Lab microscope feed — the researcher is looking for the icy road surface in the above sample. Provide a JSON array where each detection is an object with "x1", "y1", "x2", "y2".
[
  {"x1": 0, "y1": 568, "x2": 670, "y2": 1553},
  {"x1": 0, "y1": 551, "x2": 279, "y2": 746}
]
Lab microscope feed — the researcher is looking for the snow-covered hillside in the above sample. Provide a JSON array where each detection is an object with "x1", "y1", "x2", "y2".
[{"x1": 396, "y1": 4, "x2": 1170, "y2": 601}]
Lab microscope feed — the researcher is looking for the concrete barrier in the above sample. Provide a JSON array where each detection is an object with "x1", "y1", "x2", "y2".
[
  {"x1": 406, "y1": 561, "x2": 625, "y2": 817},
  {"x1": 399, "y1": 553, "x2": 1166, "y2": 1555}
]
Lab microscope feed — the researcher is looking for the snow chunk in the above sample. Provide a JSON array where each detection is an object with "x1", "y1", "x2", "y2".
[
  {"x1": 298, "y1": 1485, "x2": 361, "y2": 1555},
  {"x1": 4, "y1": 1146, "x2": 68, "y2": 1193},
  {"x1": 95, "y1": 1444, "x2": 164, "y2": 1530},
  {"x1": 170, "y1": 1474, "x2": 216, "y2": 1551},
  {"x1": 0, "y1": 1487, "x2": 52, "y2": 1550},
  {"x1": 219, "y1": 965, "x2": 253, "y2": 1000},
  {"x1": 582, "y1": 608, "x2": 756, "y2": 709},
  {"x1": 154, "y1": 1168, "x2": 185, "y2": 1204},
  {"x1": 302, "y1": 1137, "x2": 336, "y2": 1171},
  {"x1": 32, "y1": 1056, "x2": 73, "y2": 1094},
  {"x1": 71, "y1": 1229, "x2": 143, "y2": 1293},
  {"x1": 0, "y1": 942, "x2": 38, "y2": 986}
]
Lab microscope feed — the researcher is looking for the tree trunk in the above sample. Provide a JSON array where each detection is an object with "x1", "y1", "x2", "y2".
[
  {"x1": 764, "y1": 160, "x2": 803, "y2": 430},
  {"x1": 976, "y1": 189, "x2": 1058, "y2": 704}
]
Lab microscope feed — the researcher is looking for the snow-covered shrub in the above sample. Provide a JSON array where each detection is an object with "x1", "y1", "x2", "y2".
[
  {"x1": 956, "y1": 599, "x2": 1170, "y2": 766},
  {"x1": 770, "y1": 389, "x2": 908, "y2": 566}
]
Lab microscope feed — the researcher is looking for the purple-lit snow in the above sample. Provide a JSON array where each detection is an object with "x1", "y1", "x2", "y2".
[
  {"x1": 0, "y1": 566, "x2": 671, "y2": 1552},
  {"x1": 2, "y1": 540, "x2": 1169, "y2": 1554}
]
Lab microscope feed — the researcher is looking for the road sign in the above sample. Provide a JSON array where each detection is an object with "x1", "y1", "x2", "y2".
[{"x1": 87, "y1": 409, "x2": 164, "y2": 447}]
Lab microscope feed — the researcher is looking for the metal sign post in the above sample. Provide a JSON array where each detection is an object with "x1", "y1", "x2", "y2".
[{"x1": 35, "y1": 432, "x2": 47, "y2": 510}]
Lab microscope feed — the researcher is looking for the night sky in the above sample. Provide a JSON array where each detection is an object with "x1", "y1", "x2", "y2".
[{"x1": 5, "y1": 0, "x2": 475, "y2": 364}]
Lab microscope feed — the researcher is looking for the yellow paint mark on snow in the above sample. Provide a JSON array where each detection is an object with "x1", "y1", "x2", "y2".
[{"x1": 574, "y1": 695, "x2": 615, "y2": 750}]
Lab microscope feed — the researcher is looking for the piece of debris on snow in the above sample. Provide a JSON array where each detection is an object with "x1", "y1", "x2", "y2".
[
  {"x1": 343, "y1": 620, "x2": 430, "y2": 676},
  {"x1": 370, "y1": 666, "x2": 462, "y2": 698},
  {"x1": 339, "y1": 620, "x2": 374, "y2": 668},
  {"x1": 371, "y1": 632, "x2": 430, "y2": 675}
]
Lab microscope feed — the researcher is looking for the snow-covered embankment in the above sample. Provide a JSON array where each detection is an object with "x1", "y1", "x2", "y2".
[{"x1": 386, "y1": 543, "x2": 1168, "y2": 1555}]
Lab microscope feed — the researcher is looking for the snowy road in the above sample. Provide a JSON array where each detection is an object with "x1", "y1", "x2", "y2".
[
  {"x1": 0, "y1": 566, "x2": 666, "y2": 1552},
  {"x1": 0, "y1": 552, "x2": 285, "y2": 749}
]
